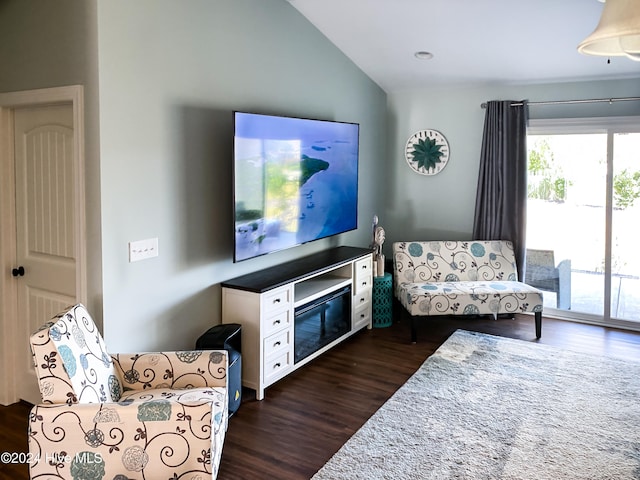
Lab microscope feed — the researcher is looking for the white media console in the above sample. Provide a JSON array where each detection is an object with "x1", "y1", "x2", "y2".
[{"x1": 221, "y1": 246, "x2": 373, "y2": 400}]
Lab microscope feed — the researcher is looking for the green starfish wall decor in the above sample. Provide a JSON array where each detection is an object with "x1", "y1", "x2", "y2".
[{"x1": 405, "y1": 129, "x2": 450, "y2": 175}]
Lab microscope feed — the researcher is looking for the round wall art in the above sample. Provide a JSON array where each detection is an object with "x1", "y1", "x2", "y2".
[{"x1": 405, "y1": 129, "x2": 450, "y2": 175}]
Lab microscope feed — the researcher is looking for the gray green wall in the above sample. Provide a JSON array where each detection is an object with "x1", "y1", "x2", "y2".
[
  {"x1": 0, "y1": 0, "x2": 103, "y2": 329},
  {"x1": 384, "y1": 78, "x2": 640, "y2": 252},
  {"x1": 4, "y1": 0, "x2": 639, "y2": 352},
  {"x1": 0, "y1": 0, "x2": 90, "y2": 91},
  {"x1": 96, "y1": 0, "x2": 387, "y2": 350}
]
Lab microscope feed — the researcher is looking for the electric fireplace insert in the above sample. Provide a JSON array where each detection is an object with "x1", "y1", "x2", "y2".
[{"x1": 294, "y1": 285, "x2": 351, "y2": 363}]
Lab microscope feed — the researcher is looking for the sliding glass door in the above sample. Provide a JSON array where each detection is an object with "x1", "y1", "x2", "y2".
[
  {"x1": 610, "y1": 132, "x2": 640, "y2": 321},
  {"x1": 526, "y1": 118, "x2": 640, "y2": 328}
]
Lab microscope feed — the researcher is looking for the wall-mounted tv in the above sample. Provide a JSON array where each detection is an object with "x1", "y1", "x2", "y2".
[{"x1": 233, "y1": 111, "x2": 359, "y2": 262}]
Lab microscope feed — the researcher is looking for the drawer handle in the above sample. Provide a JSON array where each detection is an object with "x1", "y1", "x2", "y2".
[
  {"x1": 274, "y1": 363, "x2": 281, "y2": 369},
  {"x1": 362, "y1": 264, "x2": 368, "y2": 270},
  {"x1": 273, "y1": 319, "x2": 281, "y2": 325},
  {"x1": 360, "y1": 298, "x2": 365, "y2": 303},
  {"x1": 274, "y1": 341, "x2": 281, "y2": 347},
  {"x1": 273, "y1": 298, "x2": 281, "y2": 304},
  {"x1": 362, "y1": 281, "x2": 367, "y2": 286},
  {"x1": 360, "y1": 313, "x2": 366, "y2": 319}
]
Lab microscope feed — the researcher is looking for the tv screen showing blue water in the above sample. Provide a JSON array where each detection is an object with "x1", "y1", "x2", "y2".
[{"x1": 233, "y1": 112, "x2": 359, "y2": 262}]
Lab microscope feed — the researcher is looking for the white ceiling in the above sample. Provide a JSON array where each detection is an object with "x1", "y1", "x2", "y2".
[{"x1": 286, "y1": 0, "x2": 640, "y2": 92}]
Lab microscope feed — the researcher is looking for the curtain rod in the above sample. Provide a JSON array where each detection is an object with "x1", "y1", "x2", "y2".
[{"x1": 480, "y1": 96, "x2": 640, "y2": 109}]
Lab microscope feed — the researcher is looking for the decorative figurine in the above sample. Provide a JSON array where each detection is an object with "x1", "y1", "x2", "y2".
[{"x1": 371, "y1": 215, "x2": 385, "y2": 277}]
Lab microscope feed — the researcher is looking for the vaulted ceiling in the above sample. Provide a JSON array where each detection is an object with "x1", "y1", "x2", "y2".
[{"x1": 287, "y1": 0, "x2": 640, "y2": 92}]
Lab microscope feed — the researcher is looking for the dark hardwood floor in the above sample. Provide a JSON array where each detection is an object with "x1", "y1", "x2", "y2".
[
  {"x1": 0, "y1": 400, "x2": 31, "y2": 480},
  {"x1": 2, "y1": 314, "x2": 639, "y2": 480}
]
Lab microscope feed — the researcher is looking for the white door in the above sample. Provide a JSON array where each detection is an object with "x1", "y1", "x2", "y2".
[{"x1": 13, "y1": 104, "x2": 78, "y2": 404}]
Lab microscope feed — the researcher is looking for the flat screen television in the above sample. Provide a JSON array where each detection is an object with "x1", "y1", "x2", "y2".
[{"x1": 233, "y1": 111, "x2": 359, "y2": 262}]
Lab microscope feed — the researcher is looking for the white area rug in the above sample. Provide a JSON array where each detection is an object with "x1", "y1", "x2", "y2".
[{"x1": 312, "y1": 330, "x2": 640, "y2": 479}]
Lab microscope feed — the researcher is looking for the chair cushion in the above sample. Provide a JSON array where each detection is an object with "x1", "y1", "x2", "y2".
[
  {"x1": 399, "y1": 281, "x2": 543, "y2": 317},
  {"x1": 119, "y1": 386, "x2": 227, "y2": 429},
  {"x1": 30, "y1": 304, "x2": 122, "y2": 404}
]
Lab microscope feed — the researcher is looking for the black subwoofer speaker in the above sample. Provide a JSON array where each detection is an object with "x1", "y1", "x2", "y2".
[{"x1": 196, "y1": 323, "x2": 242, "y2": 416}]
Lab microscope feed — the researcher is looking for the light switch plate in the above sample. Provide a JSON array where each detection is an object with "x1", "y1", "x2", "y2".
[{"x1": 129, "y1": 238, "x2": 159, "y2": 262}]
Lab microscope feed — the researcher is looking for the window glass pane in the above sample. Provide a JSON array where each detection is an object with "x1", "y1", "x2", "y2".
[
  {"x1": 526, "y1": 134, "x2": 607, "y2": 316},
  {"x1": 611, "y1": 132, "x2": 640, "y2": 321}
]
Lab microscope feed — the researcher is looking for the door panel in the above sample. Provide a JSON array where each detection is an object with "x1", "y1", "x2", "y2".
[
  {"x1": 611, "y1": 132, "x2": 640, "y2": 321},
  {"x1": 527, "y1": 134, "x2": 607, "y2": 316},
  {"x1": 14, "y1": 104, "x2": 76, "y2": 404}
]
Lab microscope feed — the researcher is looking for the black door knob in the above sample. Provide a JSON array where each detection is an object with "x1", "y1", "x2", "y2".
[{"x1": 12, "y1": 266, "x2": 25, "y2": 277}]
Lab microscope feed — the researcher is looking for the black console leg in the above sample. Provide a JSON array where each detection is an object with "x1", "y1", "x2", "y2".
[{"x1": 535, "y1": 311, "x2": 542, "y2": 339}]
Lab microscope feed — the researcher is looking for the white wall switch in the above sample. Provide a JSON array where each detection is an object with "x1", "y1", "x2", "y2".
[{"x1": 129, "y1": 237, "x2": 159, "y2": 262}]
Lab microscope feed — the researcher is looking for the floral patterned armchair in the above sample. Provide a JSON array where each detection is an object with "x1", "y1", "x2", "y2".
[{"x1": 28, "y1": 303, "x2": 228, "y2": 480}]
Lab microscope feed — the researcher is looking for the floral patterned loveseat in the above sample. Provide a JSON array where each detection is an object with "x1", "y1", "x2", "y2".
[
  {"x1": 28, "y1": 303, "x2": 228, "y2": 480},
  {"x1": 393, "y1": 240, "x2": 543, "y2": 342}
]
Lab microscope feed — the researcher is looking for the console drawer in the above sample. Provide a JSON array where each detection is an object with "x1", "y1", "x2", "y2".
[
  {"x1": 263, "y1": 309, "x2": 291, "y2": 337},
  {"x1": 354, "y1": 256, "x2": 372, "y2": 280},
  {"x1": 263, "y1": 287, "x2": 291, "y2": 315},
  {"x1": 353, "y1": 289, "x2": 371, "y2": 309},
  {"x1": 264, "y1": 350, "x2": 291, "y2": 384},
  {"x1": 354, "y1": 274, "x2": 372, "y2": 294},
  {"x1": 353, "y1": 303, "x2": 372, "y2": 330},
  {"x1": 264, "y1": 329, "x2": 290, "y2": 358}
]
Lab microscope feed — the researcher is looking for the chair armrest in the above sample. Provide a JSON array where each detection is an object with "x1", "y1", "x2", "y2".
[
  {"x1": 556, "y1": 259, "x2": 572, "y2": 291},
  {"x1": 556, "y1": 259, "x2": 572, "y2": 309},
  {"x1": 111, "y1": 350, "x2": 228, "y2": 391},
  {"x1": 557, "y1": 259, "x2": 571, "y2": 276}
]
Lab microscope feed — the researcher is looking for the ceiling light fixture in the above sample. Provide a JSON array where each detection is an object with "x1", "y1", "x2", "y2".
[
  {"x1": 578, "y1": 0, "x2": 640, "y2": 61},
  {"x1": 414, "y1": 51, "x2": 433, "y2": 60}
]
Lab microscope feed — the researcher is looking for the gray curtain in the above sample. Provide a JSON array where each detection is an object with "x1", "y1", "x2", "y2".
[{"x1": 472, "y1": 100, "x2": 528, "y2": 280}]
